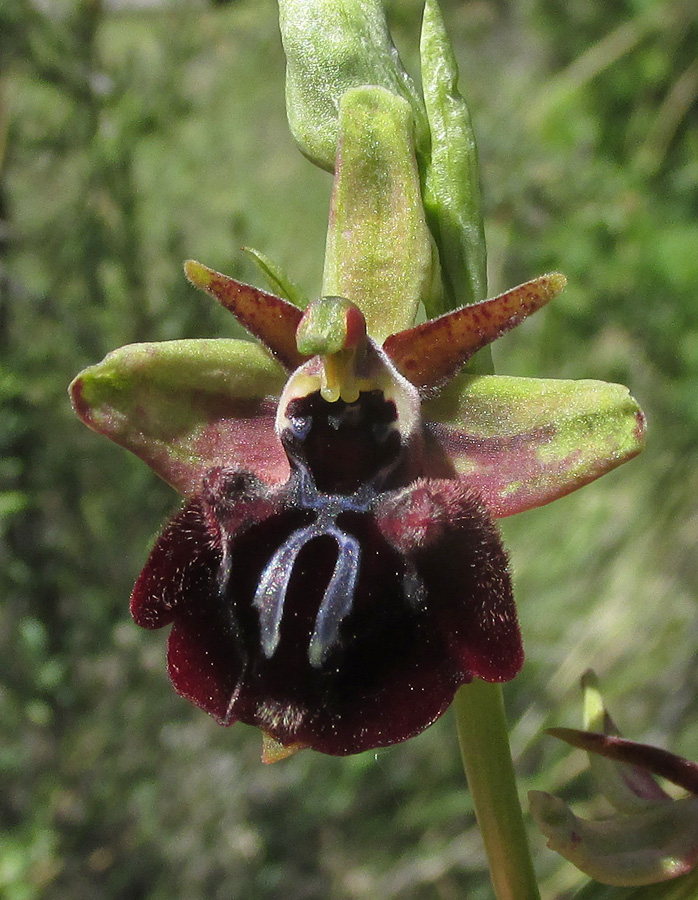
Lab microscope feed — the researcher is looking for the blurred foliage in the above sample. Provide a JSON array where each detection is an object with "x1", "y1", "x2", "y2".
[{"x1": 0, "y1": 0, "x2": 696, "y2": 898}]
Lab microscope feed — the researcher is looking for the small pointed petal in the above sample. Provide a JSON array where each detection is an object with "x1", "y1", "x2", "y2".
[
  {"x1": 575, "y1": 670, "x2": 673, "y2": 812},
  {"x1": 322, "y1": 86, "x2": 438, "y2": 340},
  {"x1": 184, "y1": 260, "x2": 305, "y2": 371},
  {"x1": 548, "y1": 729, "x2": 698, "y2": 798},
  {"x1": 423, "y1": 373, "x2": 646, "y2": 518},
  {"x1": 383, "y1": 274, "x2": 566, "y2": 391},
  {"x1": 69, "y1": 339, "x2": 289, "y2": 496},
  {"x1": 529, "y1": 791, "x2": 698, "y2": 886}
]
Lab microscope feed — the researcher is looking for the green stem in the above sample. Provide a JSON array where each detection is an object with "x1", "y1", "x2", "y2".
[{"x1": 454, "y1": 680, "x2": 541, "y2": 900}]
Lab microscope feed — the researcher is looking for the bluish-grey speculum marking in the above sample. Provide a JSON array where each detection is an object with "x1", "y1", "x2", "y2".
[
  {"x1": 253, "y1": 507, "x2": 361, "y2": 668},
  {"x1": 253, "y1": 388, "x2": 406, "y2": 668}
]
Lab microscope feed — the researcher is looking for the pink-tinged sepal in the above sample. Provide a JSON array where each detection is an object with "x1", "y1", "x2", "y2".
[
  {"x1": 423, "y1": 373, "x2": 646, "y2": 518},
  {"x1": 383, "y1": 273, "x2": 567, "y2": 392},
  {"x1": 69, "y1": 339, "x2": 289, "y2": 496},
  {"x1": 184, "y1": 260, "x2": 306, "y2": 371}
]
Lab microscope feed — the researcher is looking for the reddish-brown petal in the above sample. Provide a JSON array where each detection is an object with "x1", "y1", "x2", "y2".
[
  {"x1": 185, "y1": 261, "x2": 306, "y2": 371},
  {"x1": 383, "y1": 274, "x2": 566, "y2": 391},
  {"x1": 132, "y1": 471, "x2": 285, "y2": 723},
  {"x1": 168, "y1": 611, "x2": 243, "y2": 724},
  {"x1": 131, "y1": 466, "x2": 520, "y2": 755},
  {"x1": 218, "y1": 503, "x2": 467, "y2": 754}
]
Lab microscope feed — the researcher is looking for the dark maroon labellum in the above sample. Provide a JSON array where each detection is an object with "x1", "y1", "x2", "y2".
[{"x1": 131, "y1": 389, "x2": 523, "y2": 756}]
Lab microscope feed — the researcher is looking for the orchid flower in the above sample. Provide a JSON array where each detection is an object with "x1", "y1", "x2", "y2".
[
  {"x1": 69, "y1": 257, "x2": 643, "y2": 761},
  {"x1": 69, "y1": 2, "x2": 645, "y2": 765}
]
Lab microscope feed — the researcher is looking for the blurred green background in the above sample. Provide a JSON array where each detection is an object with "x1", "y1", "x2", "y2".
[{"x1": 1, "y1": 0, "x2": 697, "y2": 897}]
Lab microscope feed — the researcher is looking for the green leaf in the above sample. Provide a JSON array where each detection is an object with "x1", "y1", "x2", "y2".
[
  {"x1": 278, "y1": 0, "x2": 428, "y2": 171},
  {"x1": 423, "y1": 374, "x2": 646, "y2": 517},
  {"x1": 529, "y1": 791, "x2": 698, "y2": 887},
  {"x1": 70, "y1": 339, "x2": 288, "y2": 496},
  {"x1": 322, "y1": 85, "x2": 439, "y2": 341},
  {"x1": 242, "y1": 246, "x2": 310, "y2": 309},
  {"x1": 420, "y1": 0, "x2": 486, "y2": 312},
  {"x1": 0, "y1": 491, "x2": 29, "y2": 520}
]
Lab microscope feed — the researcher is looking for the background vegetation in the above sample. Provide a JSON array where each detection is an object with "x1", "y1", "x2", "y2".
[{"x1": 1, "y1": 0, "x2": 697, "y2": 897}]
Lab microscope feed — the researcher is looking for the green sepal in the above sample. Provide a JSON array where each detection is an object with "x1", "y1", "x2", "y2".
[
  {"x1": 420, "y1": 0, "x2": 486, "y2": 312},
  {"x1": 278, "y1": 0, "x2": 428, "y2": 171},
  {"x1": 69, "y1": 339, "x2": 288, "y2": 496},
  {"x1": 423, "y1": 374, "x2": 646, "y2": 518},
  {"x1": 242, "y1": 246, "x2": 309, "y2": 309},
  {"x1": 322, "y1": 85, "x2": 439, "y2": 341},
  {"x1": 529, "y1": 791, "x2": 698, "y2": 887}
]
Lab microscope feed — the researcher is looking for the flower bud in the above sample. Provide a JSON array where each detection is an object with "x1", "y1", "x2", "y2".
[{"x1": 279, "y1": 0, "x2": 428, "y2": 170}]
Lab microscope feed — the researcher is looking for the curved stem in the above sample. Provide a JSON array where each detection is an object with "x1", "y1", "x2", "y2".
[{"x1": 454, "y1": 680, "x2": 541, "y2": 900}]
